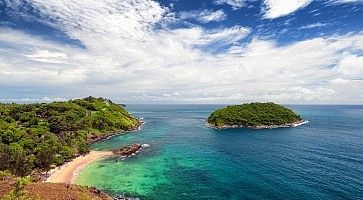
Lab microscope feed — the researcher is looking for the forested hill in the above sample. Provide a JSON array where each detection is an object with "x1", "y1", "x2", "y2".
[
  {"x1": 0, "y1": 96, "x2": 139, "y2": 176},
  {"x1": 208, "y1": 102, "x2": 302, "y2": 128}
]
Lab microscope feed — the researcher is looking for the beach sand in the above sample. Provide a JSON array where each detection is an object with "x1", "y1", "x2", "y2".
[{"x1": 46, "y1": 151, "x2": 113, "y2": 184}]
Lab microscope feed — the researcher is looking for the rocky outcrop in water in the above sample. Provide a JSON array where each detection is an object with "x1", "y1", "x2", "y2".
[{"x1": 113, "y1": 144, "x2": 143, "y2": 157}]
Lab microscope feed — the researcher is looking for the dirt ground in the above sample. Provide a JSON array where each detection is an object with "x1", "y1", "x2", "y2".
[{"x1": 0, "y1": 177, "x2": 112, "y2": 200}]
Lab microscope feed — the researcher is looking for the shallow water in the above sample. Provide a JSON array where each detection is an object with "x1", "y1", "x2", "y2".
[{"x1": 76, "y1": 105, "x2": 363, "y2": 200}]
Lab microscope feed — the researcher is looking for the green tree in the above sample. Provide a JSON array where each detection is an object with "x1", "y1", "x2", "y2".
[
  {"x1": 0, "y1": 143, "x2": 11, "y2": 171},
  {"x1": 8, "y1": 143, "x2": 33, "y2": 176}
]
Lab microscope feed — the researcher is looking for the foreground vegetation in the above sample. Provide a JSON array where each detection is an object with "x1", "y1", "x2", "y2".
[
  {"x1": 0, "y1": 97, "x2": 139, "y2": 176},
  {"x1": 0, "y1": 171, "x2": 111, "y2": 200},
  {"x1": 208, "y1": 102, "x2": 302, "y2": 128}
]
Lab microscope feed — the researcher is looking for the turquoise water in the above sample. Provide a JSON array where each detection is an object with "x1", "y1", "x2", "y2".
[{"x1": 76, "y1": 105, "x2": 363, "y2": 199}]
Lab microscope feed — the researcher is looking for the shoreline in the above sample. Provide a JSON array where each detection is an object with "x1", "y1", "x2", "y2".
[
  {"x1": 46, "y1": 118, "x2": 144, "y2": 184},
  {"x1": 46, "y1": 151, "x2": 113, "y2": 184},
  {"x1": 206, "y1": 120, "x2": 308, "y2": 130},
  {"x1": 89, "y1": 118, "x2": 144, "y2": 144}
]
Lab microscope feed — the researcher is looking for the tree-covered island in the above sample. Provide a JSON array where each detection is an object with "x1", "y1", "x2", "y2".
[
  {"x1": 0, "y1": 96, "x2": 141, "y2": 176},
  {"x1": 207, "y1": 102, "x2": 305, "y2": 129}
]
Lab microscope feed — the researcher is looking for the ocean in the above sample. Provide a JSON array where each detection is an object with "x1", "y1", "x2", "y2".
[{"x1": 76, "y1": 105, "x2": 363, "y2": 200}]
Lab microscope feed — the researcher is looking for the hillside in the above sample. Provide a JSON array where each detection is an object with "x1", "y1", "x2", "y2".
[
  {"x1": 207, "y1": 102, "x2": 303, "y2": 129},
  {"x1": 0, "y1": 173, "x2": 111, "y2": 200},
  {"x1": 0, "y1": 96, "x2": 140, "y2": 176}
]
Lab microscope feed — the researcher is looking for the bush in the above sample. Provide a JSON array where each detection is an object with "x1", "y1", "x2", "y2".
[{"x1": 2, "y1": 177, "x2": 31, "y2": 200}]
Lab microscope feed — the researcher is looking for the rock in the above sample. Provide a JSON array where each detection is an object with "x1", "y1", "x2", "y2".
[{"x1": 113, "y1": 144, "x2": 142, "y2": 157}]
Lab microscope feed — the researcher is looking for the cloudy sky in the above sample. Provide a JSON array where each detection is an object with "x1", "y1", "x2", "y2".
[{"x1": 0, "y1": 0, "x2": 362, "y2": 104}]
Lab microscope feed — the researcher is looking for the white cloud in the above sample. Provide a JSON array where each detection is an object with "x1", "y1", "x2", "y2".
[
  {"x1": 328, "y1": 0, "x2": 363, "y2": 4},
  {"x1": 262, "y1": 0, "x2": 313, "y2": 19},
  {"x1": 25, "y1": 50, "x2": 68, "y2": 63},
  {"x1": 214, "y1": 0, "x2": 246, "y2": 10},
  {"x1": 179, "y1": 9, "x2": 227, "y2": 23},
  {"x1": 0, "y1": 29, "x2": 88, "y2": 86},
  {"x1": 335, "y1": 54, "x2": 363, "y2": 79},
  {"x1": 165, "y1": 26, "x2": 250, "y2": 46},
  {"x1": 20, "y1": 0, "x2": 168, "y2": 47},
  {"x1": 0, "y1": 97, "x2": 67, "y2": 103},
  {"x1": 0, "y1": 0, "x2": 362, "y2": 104},
  {"x1": 299, "y1": 22, "x2": 328, "y2": 29}
]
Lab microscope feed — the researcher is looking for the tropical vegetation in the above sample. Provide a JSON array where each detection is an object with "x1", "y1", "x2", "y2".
[
  {"x1": 0, "y1": 96, "x2": 139, "y2": 176},
  {"x1": 208, "y1": 102, "x2": 302, "y2": 128}
]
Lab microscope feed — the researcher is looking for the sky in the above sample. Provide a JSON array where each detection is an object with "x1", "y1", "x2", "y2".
[{"x1": 0, "y1": 0, "x2": 362, "y2": 104}]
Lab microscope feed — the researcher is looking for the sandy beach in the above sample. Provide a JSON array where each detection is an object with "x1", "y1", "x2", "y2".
[{"x1": 46, "y1": 151, "x2": 113, "y2": 184}]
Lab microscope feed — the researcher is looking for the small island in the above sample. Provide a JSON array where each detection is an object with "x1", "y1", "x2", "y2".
[{"x1": 207, "y1": 102, "x2": 306, "y2": 129}]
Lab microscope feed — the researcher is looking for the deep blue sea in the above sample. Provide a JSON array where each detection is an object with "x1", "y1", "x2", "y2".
[{"x1": 76, "y1": 105, "x2": 363, "y2": 200}]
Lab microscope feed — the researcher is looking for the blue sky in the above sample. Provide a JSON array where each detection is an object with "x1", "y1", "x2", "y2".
[{"x1": 0, "y1": 0, "x2": 362, "y2": 104}]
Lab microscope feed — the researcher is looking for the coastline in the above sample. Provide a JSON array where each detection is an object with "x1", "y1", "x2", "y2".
[
  {"x1": 89, "y1": 118, "x2": 144, "y2": 143},
  {"x1": 46, "y1": 118, "x2": 144, "y2": 184},
  {"x1": 206, "y1": 120, "x2": 308, "y2": 130},
  {"x1": 46, "y1": 151, "x2": 113, "y2": 184}
]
